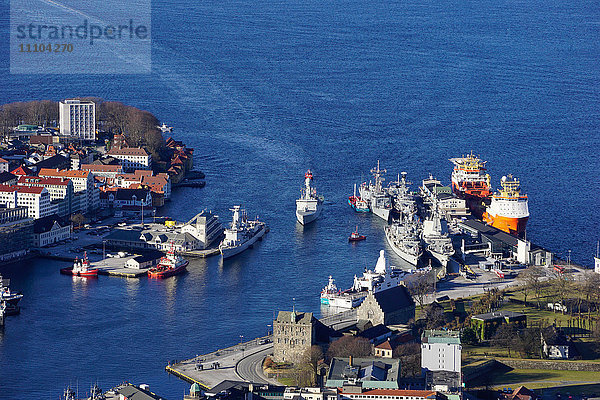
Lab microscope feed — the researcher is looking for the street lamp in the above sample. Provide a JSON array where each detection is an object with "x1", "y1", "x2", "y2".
[
  {"x1": 267, "y1": 324, "x2": 272, "y2": 337},
  {"x1": 102, "y1": 240, "x2": 106, "y2": 264},
  {"x1": 567, "y1": 250, "x2": 572, "y2": 267}
]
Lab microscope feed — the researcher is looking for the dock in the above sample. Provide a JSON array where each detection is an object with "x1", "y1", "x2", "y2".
[
  {"x1": 181, "y1": 248, "x2": 221, "y2": 258},
  {"x1": 92, "y1": 255, "x2": 154, "y2": 278}
]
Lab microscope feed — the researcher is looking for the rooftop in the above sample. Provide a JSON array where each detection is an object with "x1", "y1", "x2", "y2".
[
  {"x1": 422, "y1": 330, "x2": 461, "y2": 345},
  {"x1": 107, "y1": 147, "x2": 149, "y2": 157},
  {"x1": 38, "y1": 168, "x2": 90, "y2": 179},
  {"x1": 276, "y1": 310, "x2": 313, "y2": 325}
]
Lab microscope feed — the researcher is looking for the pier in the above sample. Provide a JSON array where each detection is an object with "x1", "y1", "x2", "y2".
[{"x1": 166, "y1": 310, "x2": 358, "y2": 388}]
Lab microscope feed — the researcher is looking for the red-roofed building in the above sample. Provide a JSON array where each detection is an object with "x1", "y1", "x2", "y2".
[
  {"x1": 38, "y1": 168, "x2": 98, "y2": 212},
  {"x1": 81, "y1": 164, "x2": 124, "y2": 179},
  {"x1": 0, "y1": 185, "x2": 53, "y2": 219},
  {"x1": 338, "y1": 388, "x2": 445, "y2": 400},
  {"x1": 11, "y1": 165, "x2": 34, "y2": 176},
  {"x1": 18, "y1": 176, "x2": 74, "y2": 216},
  {"x1": 106, "y1": 147, "x2": 151, "y2": 171}
]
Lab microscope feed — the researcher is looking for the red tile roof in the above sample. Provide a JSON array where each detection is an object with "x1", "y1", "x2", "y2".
[
  {"x1": 39, "y1": 168, "x2": 90, "y2": 178},
  {"x1": 107, "y1": 147, "x2": 149, "y2": 157},
  {"x1": 18, "y1": 176, "x2": 71, "y2": 186}
]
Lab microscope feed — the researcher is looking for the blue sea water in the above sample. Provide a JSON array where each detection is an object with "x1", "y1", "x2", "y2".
[{"x1": 0, "y1": 0, "x2": 599, "y2": 397}]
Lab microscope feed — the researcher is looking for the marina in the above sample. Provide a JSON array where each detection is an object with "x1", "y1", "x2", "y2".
[{"x1": 1, "y1": 0, "x2": 599, "y2": 396}]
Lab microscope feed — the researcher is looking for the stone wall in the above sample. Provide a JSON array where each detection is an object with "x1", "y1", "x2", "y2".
[{"x1": 499, "y1": 358, "x2": 600, "y2": 371}]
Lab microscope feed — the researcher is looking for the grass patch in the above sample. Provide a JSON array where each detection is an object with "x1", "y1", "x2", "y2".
[{"x1": 470, "y1": 368, "x2": 600, "y2": 391}]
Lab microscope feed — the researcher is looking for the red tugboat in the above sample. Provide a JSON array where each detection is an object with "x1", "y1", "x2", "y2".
[
  {"x1": 148, "y1": 243, "x2": 189, "y2": 278},
  {"x1": 348, "y1": 226, "x2": 366, "y2": 242},
  {"x1": 60, "y1": 252, "x2": 99, "y2": 277}
]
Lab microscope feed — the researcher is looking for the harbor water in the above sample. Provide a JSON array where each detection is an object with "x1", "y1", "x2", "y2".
[{"x1": 0, "y1": 0, "x2": 599, "y2": 397}]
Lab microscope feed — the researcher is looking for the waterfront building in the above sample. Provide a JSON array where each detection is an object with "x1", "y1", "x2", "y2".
[
  {"x1": 470, "y1": 310, "x2": 526, "y2": 341},
  {"x1": 114, "y1": 188, "x2": 152, "y2": 209},
  {"x1": 107, "y1": 147, "x2": 152, "y2": 171},
  {"x1": 421, "y1": 330, "x2": 461, "y2": 374},
  {"x1": 180, "y1": 211, "x2": 224, "y2": 249},
  {"x1": 0, "y1": 206, "x2": 33, "y2": 262},
  {"x1": 0, "y1": 158, "x2": 8, "y2": 173},
  {"x1": 33, "y1": 214, "x2": 72, "y2": 247},
  {"x1": 356, "y1": 285, "x2": 415, "y2": 327},
  {"x1": 273, "y1": 310, "x2": 316, "y2": 364},
  {"x1": 59, "y1": 99, "x2": 96, "y2": 140},
  {"x1": 38, "y1": 168, "x2": 99, "y2": 212},
  {"x1": 17, "y1": 176, "x2": 73, "y2": 217},
  {"x1": 0, "y1": 185, "x2": 52, "y2": 219},
  {"x1": 326, "y1": 358, "x2": 401, "y2": 389},
  {"x1": 104, "y1": 225, "x2": 202, "y2": 252}
]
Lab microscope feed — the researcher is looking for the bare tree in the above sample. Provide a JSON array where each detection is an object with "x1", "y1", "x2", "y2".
[
  {"x1": 303, "y1": 345, "x2": 324, "y2": 385},
  {"x1": 392, "y1": 343, "x2": 421, "y2": 377},
  {"x1": 521, "y1": 266, "x2": 546, "y2": 309},
  {"x1": 409, "y1": 271, "x2": 435, "y2": 309},
  {"x1": 327, "y1": 335, "x2": 372, "y2": 359}
]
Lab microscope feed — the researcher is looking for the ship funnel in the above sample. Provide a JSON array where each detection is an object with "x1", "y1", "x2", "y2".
[
  {"x1": 375, "y1": 250, "x2": 387, "y2": 274},
  {"x1": 501, "y1": 176, "x2": 507, "y2": 182}
]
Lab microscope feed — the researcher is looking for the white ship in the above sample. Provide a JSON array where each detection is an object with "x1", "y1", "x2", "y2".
[
  {"x1": 219, "y1": 206, "x2": 267, "y2": 259},
  {"x1": 0, "y1": 275, "x2": 23, "y2": 306},
  {"x1": 320, "y1": 250, "x2": 409, "y2": 308},
  {"x1": 422, "y1": 210, "x2": 455, "y2": 271},
  {"x1": 385, "y1": 214, "x2": 423, "y2": 266},
  {"x1": 482, "y1": 174, "x2": 529, "y2": 237},
  {"x1": 359, "y1": 161, "x2": 392, "y2": 221},
  {"x1": 296, "y1": 170, "x2": 324, "y2": 225}
]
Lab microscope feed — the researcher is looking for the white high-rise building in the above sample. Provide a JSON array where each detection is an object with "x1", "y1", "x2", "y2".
[
  {"x1": 59, "y1": 99, "x2": 96, "y2": 141},
  {"x1": 421, "y1": 330, "x2": 461, "y2": 373}
]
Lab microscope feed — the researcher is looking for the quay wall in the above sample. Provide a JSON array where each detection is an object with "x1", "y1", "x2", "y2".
[{"x1": 498, "y1": 358, "x2": 600, "y2": 371}]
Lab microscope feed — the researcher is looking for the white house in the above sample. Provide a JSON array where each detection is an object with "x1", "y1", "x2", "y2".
[
  {"x1": 0, "y1": 185, "x2": 52, "y2": 220},
  {"x1": 59, "y1": 99, "x2": 96, "y2": 141},
  {"x1": 34, "y1": 215, "x2": 72, "y2": 247},
  {"x1": 107, "y1": 147, "x2": 152, "y2": 171}
]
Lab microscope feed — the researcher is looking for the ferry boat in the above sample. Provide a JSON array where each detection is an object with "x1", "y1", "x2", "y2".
[
  {"x1": 60, "y1": 252, "x2": 98, "y2": 277},
  {"x1": 348, "y1": 183, "x2": 369, "y2": 212},
  {"x1": 220, "y1": 206, "x2": 267, "y2": 259},
  {"x1": 359, "y1": 161, "x2": 393, "y2": 221},
  {"x1": 385, "y1": 214, "x2": 423, "y2": 266},
  {"x1": 482, "y1": 175, "x2": 529, "y2": 237},
  {"x1": 296, "y1": 170, "x2": 324, "y2": 225},
  {"x1": 320, "y1": 250, "x2": 410, "y2": 308},
  {"x1": 450, "y1": 152, "x2": 492, "y2": 216},
  {"x1": 148, "y1": 244, "x2": 189, "y2": 278},
  {"x1": 0, "y1": 275, "x2": 23, "y2": 306},
  {"x1": 422, "y1": 210, "x2": 455, "y2": 270},
  {"x1": 349, "y1": 227, "x2": 366, "y2": 242}
]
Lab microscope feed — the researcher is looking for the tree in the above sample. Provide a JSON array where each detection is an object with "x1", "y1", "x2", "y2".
[
  {"x1": 392, "y1": 343, "x2": 421, "y2": 377},
  {"x1": 409, "y1": 271, "x2": 435, "y2": 309},
  {"x1": 327, "y1": 335, "x2": 372, "y2": 359},
  {"x1": 461, "y1": 326, "x2": 478, "y2": 345},
  {"x1": 490, "y1": 323, "x2": 517, "y2": 357},
  {"x1": 422, "y1": 303, "x2": 446, "y2": 329},
  {"x1": 521, "y1": 266, "x2": 546, "y2": 309},
  {"x1": 70, "y1": 213, "x2": 86, "y2": 229},
  {"x1": 303, "y1": 345, "x2": 323, "y2": 384}
]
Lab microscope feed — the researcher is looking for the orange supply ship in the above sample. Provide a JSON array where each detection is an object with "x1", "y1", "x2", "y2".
[
  {"x1": 450, "y1": 152, "x2": 492, "y2": 200},
  {"x1": 483, "y1": 174, "x2": 529, "y2": 237}
]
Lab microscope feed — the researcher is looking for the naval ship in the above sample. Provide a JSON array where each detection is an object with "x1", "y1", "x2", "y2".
[
  {"x1": 387, "y1": 171, "x2": 417, "y2": 219},
  {"x1": 296, "y1": 170, "x2": 324, "y2": 225},
  {"x1": 320, "y1": 250, "x2": 410, "y2": 309},
  {"x1": 422, "y1": 210, "x2": 455, "y2": 271},
  {"x1": 385, "y1": 213, "x2": 423, "y2": 266},
  {"x1": 358, "y1": 161, "x2": 393, "y2": 221},
  {"x1": 220, "y1": 206, "x2": 267, "y2": 259}
]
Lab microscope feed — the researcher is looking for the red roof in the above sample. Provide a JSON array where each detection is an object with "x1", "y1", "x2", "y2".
[
  {"x1": 39, "y1": 168, "x2": 90, "y2": 178},
  {"x1": 11, "y1": 166, "x2": 34, "y2": 176},
  {"x1": 107, "y1": 147, "x2": 149, "y2": 157},
  {"x1": 0, "y1": 185, "x2": 44, "y2": 194},
  {"x1": 0, "y1": 158, "x2": 8, "y2": 164},
  {"x1": 81, "y1": 164, "x2": 123, "y2": 172},
  {"x1": 18, "y1": 176, "x2": 71, "y2": 186}
]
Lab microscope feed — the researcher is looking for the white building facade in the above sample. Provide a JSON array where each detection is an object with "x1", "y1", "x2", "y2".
[
  {"x1": 59, "y1": 99, "x2": 96, "y2": 141},
  {"x1": 421, "y1": 330, "x2": 461, "y2": 374}
]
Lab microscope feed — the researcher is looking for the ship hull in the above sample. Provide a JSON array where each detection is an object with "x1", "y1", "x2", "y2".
[
  {"x1": 348, "y1": 196, "x2": 369, "y2": 212},
  {"x1": 482, "y1": 212, "x2": 528, "y2": 237},
  {"x1": 385, "y1": 229, "x2": 421, "y2": 266},
  {"x1": 296, "y1": 200, "x2": 323, "y2": 225},
  {"x1": 320, "y1": 293, "x2": 365, "y2": 309},
  {"x1": 60, "y1": 267, "x2": 98, "y2": 277},
  {"x1": 371, "y1": 206, "x2": 391, "y2": 222},
  {"x1": 148, "y1": 260, "x2": 189, "y2": 278},
  {"x1": 220, "y1": 224, "x2": 267, "y2": 259},
  {"x1": 1, "y1": 293, "x2": 23, "y2": 306}
]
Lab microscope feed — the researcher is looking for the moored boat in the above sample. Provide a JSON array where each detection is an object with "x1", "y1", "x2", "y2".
[
  {"x1": 220, "y1": 206, "x2": 267, "y2": 259},
  {"x1": 385, "y1": 214, "x2": 423, "y2": 266},
  {"x1": 348, "y1": 183, "x2": 369, "y2": 212},
  {"x1": 296, "y1": 170, "x2": 324, "y2": 225},
  {"x1": 0, "y1": 275, "x2": 23, "y2": 306},
  {"x1": 482, "y1": 174, "x2": 529, "y2": 237},
  {"x1": 148, "y1": 244, "x2": 188, "y2": 278},
  {"x1": 450, "y1": 152, "x2": 492, "y2": 216},
  {"x1": 60, "y1": 252, "x2": 98, "y2": 277},
  {"x1": 359, "y1": 161, "x2": 392, "y2": 221}
]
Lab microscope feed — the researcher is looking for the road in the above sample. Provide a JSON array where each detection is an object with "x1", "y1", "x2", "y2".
[{"x1": 235, "y1": 344, "x2": 279, "y2": 385}]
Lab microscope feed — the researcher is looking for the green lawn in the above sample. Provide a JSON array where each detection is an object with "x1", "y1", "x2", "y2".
[{"x1": 470, "y1": 368, "x2": 600, "y2": 391}]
